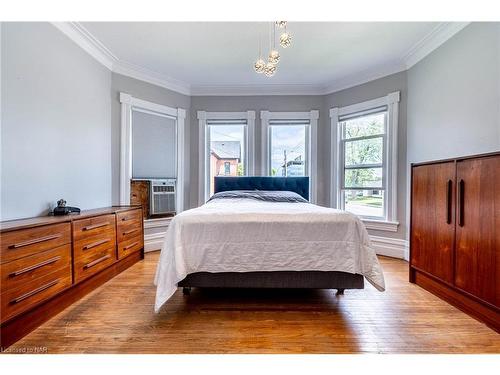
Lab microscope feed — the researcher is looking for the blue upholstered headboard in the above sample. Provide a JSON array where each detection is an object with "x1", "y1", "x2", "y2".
[{"x1": 214, "y1": 177, "x2": 310, "y2": 201}]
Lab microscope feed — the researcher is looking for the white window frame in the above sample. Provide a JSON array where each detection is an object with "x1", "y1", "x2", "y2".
[
  {"x1": 261, "y1": 110, "x2": 319, "y2": 203},
  {"x1": 119, "y1": 92, "x2": 186, "y2": 213},
  {"x1": 197, "y1": 111, "x2": 256, "y2": 205},
  {"x1": 330, "y1": 92, "x2": 400, "y2": 232}
]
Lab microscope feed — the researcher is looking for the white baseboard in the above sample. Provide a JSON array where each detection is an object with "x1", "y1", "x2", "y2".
[
  {"x1": 370, "y1": 235, "x2": 408, "y2": 260},
  {"x1": 144, "y1": 232, "x2": 166, "y2": 253}
]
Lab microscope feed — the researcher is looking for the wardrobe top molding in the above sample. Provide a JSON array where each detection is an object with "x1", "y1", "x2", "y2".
[{"x1": 411, "y1": 151, "x2": 500, "y2": 168}]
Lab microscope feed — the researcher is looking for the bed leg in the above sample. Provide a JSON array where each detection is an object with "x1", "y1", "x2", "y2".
[
  {"x1": 336, "y1": 288, "x2": 345, "y2": 295},
  {"x1": 182, "y1": 287, "x2": 191, "y2": 295}
]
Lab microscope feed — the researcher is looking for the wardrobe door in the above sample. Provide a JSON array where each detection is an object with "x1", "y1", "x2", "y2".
[
  {"x1": 455, "y1": 155, "x2": 500, "y2": 307},
  {"x1": 411, "y1": 162, "x2": 455, "y2": 283}
]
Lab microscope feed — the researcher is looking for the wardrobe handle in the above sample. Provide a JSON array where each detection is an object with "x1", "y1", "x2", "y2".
[
  {"x1": 446, "y1": 180, "x2": 452, "y2": 224},
  {"x1": 458, "y1": 179, "x2": 465, "y2": 227}
]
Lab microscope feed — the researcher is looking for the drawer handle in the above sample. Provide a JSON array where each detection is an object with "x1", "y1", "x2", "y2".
[
  {"x1": 123, "y1": 242, "x2": 139, "y2": 251},
  {"x1": 9, "y1": 256, "x2": 62, "y2": 277},
  {"x1": 121, "y1": 217, "x2": 130, "y2": 222},
  {"x1": 122, "y1": 228, "x2": 138, "y2": 236},
  {"x1": 9, "y1": 234, "x2": 61, "y2": 249},
  {"x1": 83, "y1": 239, "x2": 110, "y2": 250},
  {"x1": 83, "y1": 254, "x2": 111, "y2": 269},
  {"x1": 82, "y1": 222, "x2": 110, "y2": 231},
  {"x1": 10, "y1": 279, "x2": 60, "y2": 304}
]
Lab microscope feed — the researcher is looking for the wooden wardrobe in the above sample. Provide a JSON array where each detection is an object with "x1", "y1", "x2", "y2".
[{"x1": 410, "y1": 151, "x2": 499, "y2": 332}]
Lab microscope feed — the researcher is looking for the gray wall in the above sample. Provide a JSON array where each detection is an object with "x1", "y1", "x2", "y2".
[
  {"x1": 407, "y1": 23, "x2": 500, "y2": 164},
  {"x1": 324, "y1": 71, "x2": 408, "y2": 240},
  {"x1": 1, "y1": 23, "x2": 112, "y2": 220},
  {"x1": 110, "y1": 73, "x2": 191, "y2": 207},
  {"x1": 4, "y1": 21, "x2": 497, "y2": 247},
  {"x1": 191, "y1": 71, "x2": 408, "y2": 240},
  {"x1": 190, "y1": 95, "x2": 324, "y2": 207}
]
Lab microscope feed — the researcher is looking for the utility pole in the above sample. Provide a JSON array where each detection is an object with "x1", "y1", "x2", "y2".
[{"x1": 283, "y1": 149, "x2": 287, "y2": 176}]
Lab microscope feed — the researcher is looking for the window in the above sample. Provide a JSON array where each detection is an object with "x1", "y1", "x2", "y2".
[
  {"x1": 270, "y1": 124, "x2": 307, "y2": 177},
  {"x1": 261, "y1": 111, "x2": 319, "y2": 202},
  {"x1": 341, "y1": 111, "x2": 385, "y2": 219},
  {"x1": 198, "y1": 111, "x2": 255, "y2": 203},
  {"x1": 331, "y1": 92, "x2": 399, "y2": 230},
  {"x1": 119, "y1": 92, "x2": 186, "y2": 213}
]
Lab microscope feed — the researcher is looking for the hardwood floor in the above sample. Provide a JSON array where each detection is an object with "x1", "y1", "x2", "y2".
[{"x1": 7, "y1": 252, "x2": 500, "y2": 354}]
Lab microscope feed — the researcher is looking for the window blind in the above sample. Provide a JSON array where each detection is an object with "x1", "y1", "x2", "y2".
[{"x1": 338, "y1": 106, "x2": 387, "y2": 122}]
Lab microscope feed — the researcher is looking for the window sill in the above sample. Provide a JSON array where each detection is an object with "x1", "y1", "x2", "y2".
[{"x1": 361, "y1": 219, "x2": 399, "y2": 232}]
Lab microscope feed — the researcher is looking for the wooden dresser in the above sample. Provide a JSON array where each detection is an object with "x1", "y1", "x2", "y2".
[
  {"x1": 410, "y1": 152, "x2": 499, "y2": 332},
  {"x1": 0, "y1": 206, "x2": 144, "y2": 347}
]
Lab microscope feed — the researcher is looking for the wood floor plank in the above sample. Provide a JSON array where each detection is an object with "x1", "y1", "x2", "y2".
[{"x1": 6, "y1": 253, "x2": 500, "y2": 354}]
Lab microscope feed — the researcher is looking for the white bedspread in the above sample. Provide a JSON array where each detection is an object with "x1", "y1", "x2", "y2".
[{"x1": 154, "y1": 198, "x2": 385, "y2": 312}]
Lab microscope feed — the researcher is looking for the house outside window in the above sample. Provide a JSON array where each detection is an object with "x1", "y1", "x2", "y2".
[
  {"x1": 330, "y1": 92, "x2": 400, "y2": 232},
  {"x1": 198, "y1": 111, "x2": 255, "y2": 203}
]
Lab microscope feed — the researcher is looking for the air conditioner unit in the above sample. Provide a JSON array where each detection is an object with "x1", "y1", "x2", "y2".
[{"x1": 150, "y1": 179, "x2": 176, "y2": 215}]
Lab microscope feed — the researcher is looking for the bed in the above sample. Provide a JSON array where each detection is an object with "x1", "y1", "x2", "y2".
[{"x1": 154, "y1": 176, "x2": 385, "y2": 312}]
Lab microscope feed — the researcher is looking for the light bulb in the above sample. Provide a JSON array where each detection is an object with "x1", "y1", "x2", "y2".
[
  {"x1": 254, "y1": 58, "x2": 266, "y2": 73},
  {"x1": 268, "y1": 50, "x2": 280, "y2": 65},
  {"x1": 264, "y1": 62, "x2": 277, "y2": 77},
  {"x1": 279, "y1": 32, "x2": 292, "y2": 48},
  {"x1": 276, "y1": 21, "x2": 287, "y2": 29}
]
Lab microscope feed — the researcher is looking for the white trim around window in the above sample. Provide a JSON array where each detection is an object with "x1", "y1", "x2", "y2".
[
  {"x1": 197, "y1": 111, "x2": 256, "y2": 205},
  {"x1": 119, "y1": 92, "x2": 186, "y2": 213},
  {"x1": 261, "y1": 110, "x2": 319, "y2": 203},
  {"x1": 330, "y1": 92, "x2": 400, "y2": 231}
]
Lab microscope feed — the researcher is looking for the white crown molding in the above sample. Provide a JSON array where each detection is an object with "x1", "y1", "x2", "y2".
[
  {"x1": 190, "y1": 83, "x2": 324, "y2": 96},
  {"x1": 51, "y1": 22, "x2": 117, "y2": 70},
  {"x1": 52, "y1": 21, "x2": 469, "y2": 97},
  {"x1": 113, "y1": 59, "x2": 191, "y2": 96},
  {"x1": 403, "y1": 22, "x2": 470, "y2": 69},
  {"x1": 52, "y1": 22, "x2": 191, "y2": 96},
  {"x1": 319, "y1": 60, "x2": 407, "y2": 96}
]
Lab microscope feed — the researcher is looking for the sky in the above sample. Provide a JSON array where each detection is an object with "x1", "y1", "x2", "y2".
[{"x1": 209, "y1": 124, "x2": 307, "y2": 175}]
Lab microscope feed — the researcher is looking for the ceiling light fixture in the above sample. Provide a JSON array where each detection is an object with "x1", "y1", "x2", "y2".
[
  {"x1": 254, "y1": 32, "x2": 266, "y2": 73},
  {"x1": 253, "y1": 21, "x2": 292, "y2": 77},
  {"x1": 268, "y1": 23, "x2": 280, "y2": 65},
  {"x1": 279, "y1": 24, "x2": 292, "y2": 48}
]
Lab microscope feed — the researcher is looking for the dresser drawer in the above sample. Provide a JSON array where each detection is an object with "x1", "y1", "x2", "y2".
[
  {"x1": 118, "y1": 234, "x2": 143, "y2": 259},
  {"x1": 117, "y1": 219, "x2": 142, "y2": 243},
  {"x1": 74, "y1": 247, "x2": 116, "y2": 284},
  {"x1": 73, "y1": 214, "x2": 116, "y2": 242},
  {"x1": 116, "y1": 209, "x2": 142, "y2": 227},
  {"x1": 74, "y1": 229, "x2": 116, "y2": 261},
  {"x1": 1, "y1": 267, "x2": 72, "y2": 323},
  {"x1": 1, "y1": 244, "x2": 72, "y2": 293},
  {"x1": 1, "y1": 223, "x2": 71, "y2": 264}
]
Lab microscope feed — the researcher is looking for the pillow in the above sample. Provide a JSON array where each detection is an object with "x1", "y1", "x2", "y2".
[{"x1": 208, "y1": 190, "x2": 308, "y2": 203}]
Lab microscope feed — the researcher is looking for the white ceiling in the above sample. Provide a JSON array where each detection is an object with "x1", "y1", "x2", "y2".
[{"x1": 65, "y1": 22, "x2": 466, "y2": 95}]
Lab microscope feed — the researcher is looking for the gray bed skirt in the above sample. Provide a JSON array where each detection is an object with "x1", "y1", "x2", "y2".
[{"x1": 178, "y1": 271, "x2": 364, "y2": 290}]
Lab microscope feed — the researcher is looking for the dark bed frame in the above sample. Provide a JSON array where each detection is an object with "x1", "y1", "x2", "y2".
[{"x1": 178, "y1": 177, "x2": 364, "y2": 295}]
